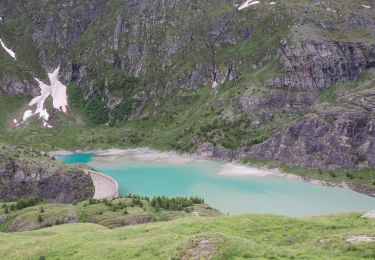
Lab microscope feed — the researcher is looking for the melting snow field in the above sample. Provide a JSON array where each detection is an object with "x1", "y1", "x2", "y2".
[
  {"x1": 238, "y1": 0, "x2": 261, "y2": 11},
  {"x1": 236, "y1": 0, "x2": 276, "y2": 11},
  {"x1": 20, "y1": 66, "x2": 68, "y2": 128},
  {"x1": 0, "y1": 38, "x2": 16, "y2": 59}
]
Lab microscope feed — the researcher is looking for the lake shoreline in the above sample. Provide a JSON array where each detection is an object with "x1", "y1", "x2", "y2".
[{"x1": 51, "y1": 147, "x2": 375, "y2": 198}]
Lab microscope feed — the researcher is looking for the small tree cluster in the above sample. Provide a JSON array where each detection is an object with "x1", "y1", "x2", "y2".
[
  {"x1": 111, "y1": 201, "x2": 127, "y2": 212},
  {"x1": 150, "y1": 196, "x2": 204, "y2": 211},
  {"x1": 4, "y1": 196, "x2": 41, "y2": 213}
]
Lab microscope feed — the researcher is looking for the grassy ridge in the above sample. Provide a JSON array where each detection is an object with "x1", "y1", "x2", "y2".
[
  {"x1": 0, "y1": 195, "x2": 219, "y2": 233},
  {"x1": 0, "y1": 212, "x2": 374, "y2": 259}
]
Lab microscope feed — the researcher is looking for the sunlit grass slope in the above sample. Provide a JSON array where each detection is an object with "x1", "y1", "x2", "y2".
[{"x1": 0, "y1": 212, "x2": 374, "y2": 259}]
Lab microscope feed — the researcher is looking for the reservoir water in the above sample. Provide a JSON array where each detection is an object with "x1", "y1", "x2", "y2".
[{"x1": 59, "y1": 153, "x2": 375, "y2": 216}]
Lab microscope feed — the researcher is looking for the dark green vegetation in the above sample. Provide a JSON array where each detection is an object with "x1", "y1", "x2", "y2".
[
  {"x1": 68, "y1": 85, "x2": 109, "y2": 125},
  {"x1": 0, "y1": 84, "x2": 293, "y2": 152},
  {"x1": 0, "y1": 194, "x2": 218, "y2": 232},
  {"x1": 0, "y1": 212, "x2": 374, "y2": 259}
]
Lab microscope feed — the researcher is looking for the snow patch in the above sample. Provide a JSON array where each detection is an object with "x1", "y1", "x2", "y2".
[
  {"x1": 38, "y1": 108, "x2": 50, "y2": 121},
  {"x1": 19, "y1": 66, "x2": 68, "y2": 128},
  {"x1": 49, "y1": 66, "x2": 68, "y2": 113},
  {"x1": 23, "y1": 110, "x2": 34, "y2": 121},
  {"x1": 0, "y1": 38, "x2": 16, "y2": 59},
  {"x1": 211, "y1": 81, "x2": 218, "y2": 94},
  {"x1": 326, "y1": 7, "x2": 337, "y2": 13},
  {"x1": 29, "y1": 78, "x2": 52, "y2": 121},
  {"x1": 362, "y1": 5, "x2": 371, "y2": 9},
  {"x1": 43, "y1": 121, "x2": 53, "y2": 128},
  {"x1": 238, "y1": 0, "x2": 261, "y2": 11}
]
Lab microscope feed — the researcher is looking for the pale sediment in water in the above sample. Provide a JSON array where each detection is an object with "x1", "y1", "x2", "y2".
[
  {"x1": 79, "y1": 148, "x2": 207, "y2": 165},
  {"x1": 215, "y1": 163, "x2": 302, "y2": 180},
  {"x1": 49, "y1": 150, "x2": 74, "y2": 156},
  {"x1": 54, "y1": 148, "x2": 314, "y2": 182},
  {"x1": 89, "y1": 149, "x2": 302, "y2": 181},
  {"x1": 54, "y1": 147, "x2": 290, "y2": 176},
  {"x1": 53, "y1": 148, "x2": 363, "y2": 193}
]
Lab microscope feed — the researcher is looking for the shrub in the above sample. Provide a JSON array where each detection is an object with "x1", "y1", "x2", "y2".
[
  {"x1": 89, "y1": 198, "x2": 98, "y2": 205},
  {"x1": 68, "y1": 84, "x2": 109, "y2": 125},
  {"x1": 38, "y1": 215, "x2": 43, "y2": 223},
  {"x1": 346, "y1": 172, "x2": 354, "y2": 180},
  {"x1": 150, "y1": 196, "x2": 204, "y2": 211},
  {"x1": 15, "y1": 196, "x2": 41, "y2": 210}
]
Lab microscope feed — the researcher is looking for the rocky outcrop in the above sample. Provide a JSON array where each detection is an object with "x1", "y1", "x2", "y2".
[
  {"x1": 0, "y1": 78, "x2": 38, "y2": 96},
  {"x1": 266, "y1": 41, "x2": 375, "y2": 90},
  {"x1": 0, "y1": 151, "x2": 94, "y2": 203},
  {"x1": 27, "y1": 0, "x2": 109, "y2": 69},
  {"x1": 239, "y1": 89, "x2": 317, "y2": 123},
  {"x1": 248, "y1": 107, "x2": 375, "y2": 169},
  {"x1": 194, "y1": 142, "x2": 235, "y2": 161}
]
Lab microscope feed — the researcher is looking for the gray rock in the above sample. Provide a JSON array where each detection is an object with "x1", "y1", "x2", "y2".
[
  {"x1": 0, "y1": 215, "x2": 7, "y2": 224},
  {"x1": 0, "y1": 78, "x2": 38, "y2": 96},
  {"x1": 266, "y1": 41, "x2": 375, "y2": 91},
  {"x1": 248, "y1": 108, "x2": 375, "y2": 169},
  {"x1": 0, "y1": 150, "x2": 94, "y2": 203}
]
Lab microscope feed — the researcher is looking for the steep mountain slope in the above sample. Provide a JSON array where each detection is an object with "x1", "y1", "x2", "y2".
[{"x1": 0, "y1": 0, "x2": 375, "y2": 174}]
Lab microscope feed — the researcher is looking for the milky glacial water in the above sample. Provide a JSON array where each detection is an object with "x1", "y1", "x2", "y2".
[{"x1": 59, "y1": 153, "x2": 375, "y2": 216}]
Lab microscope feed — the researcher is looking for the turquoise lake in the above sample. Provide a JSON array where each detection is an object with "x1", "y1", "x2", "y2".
[{"x1": 59, "y1": 153, "x2": 375, "y2": 216}]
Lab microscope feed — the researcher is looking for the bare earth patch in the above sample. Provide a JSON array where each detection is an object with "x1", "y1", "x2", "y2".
[
  {"x1": 362, "y1": 210, "x2": 375, "y2": 219},
  {"x1": 346, "y1": 236, "x2": 375, "y2": 244},
  {"x1": 181, "y1": 239, "x2": 215, "y2": 260}
]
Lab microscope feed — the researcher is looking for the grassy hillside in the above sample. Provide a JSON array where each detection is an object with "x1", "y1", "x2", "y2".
[
  {"x1": 0, "y1": 212, "x2": 374, "y2": 259},
  {"x1": 0, "y1": 195, "x2": 219, "y2": 232}
]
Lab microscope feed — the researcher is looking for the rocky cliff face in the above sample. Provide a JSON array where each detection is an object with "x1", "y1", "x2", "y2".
[
  {"x1": 249, "y1": 107, "x2": 375, "y2": 169},
  {"x1": 0, "y1": 149, "x2": 94, "y2": 203},
  {"x1": 0, "y1": 78, "x2": 38, "y2": 97},
  {"x1": 266, "y1": 41, "x2": 375, "y2": 91}
]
